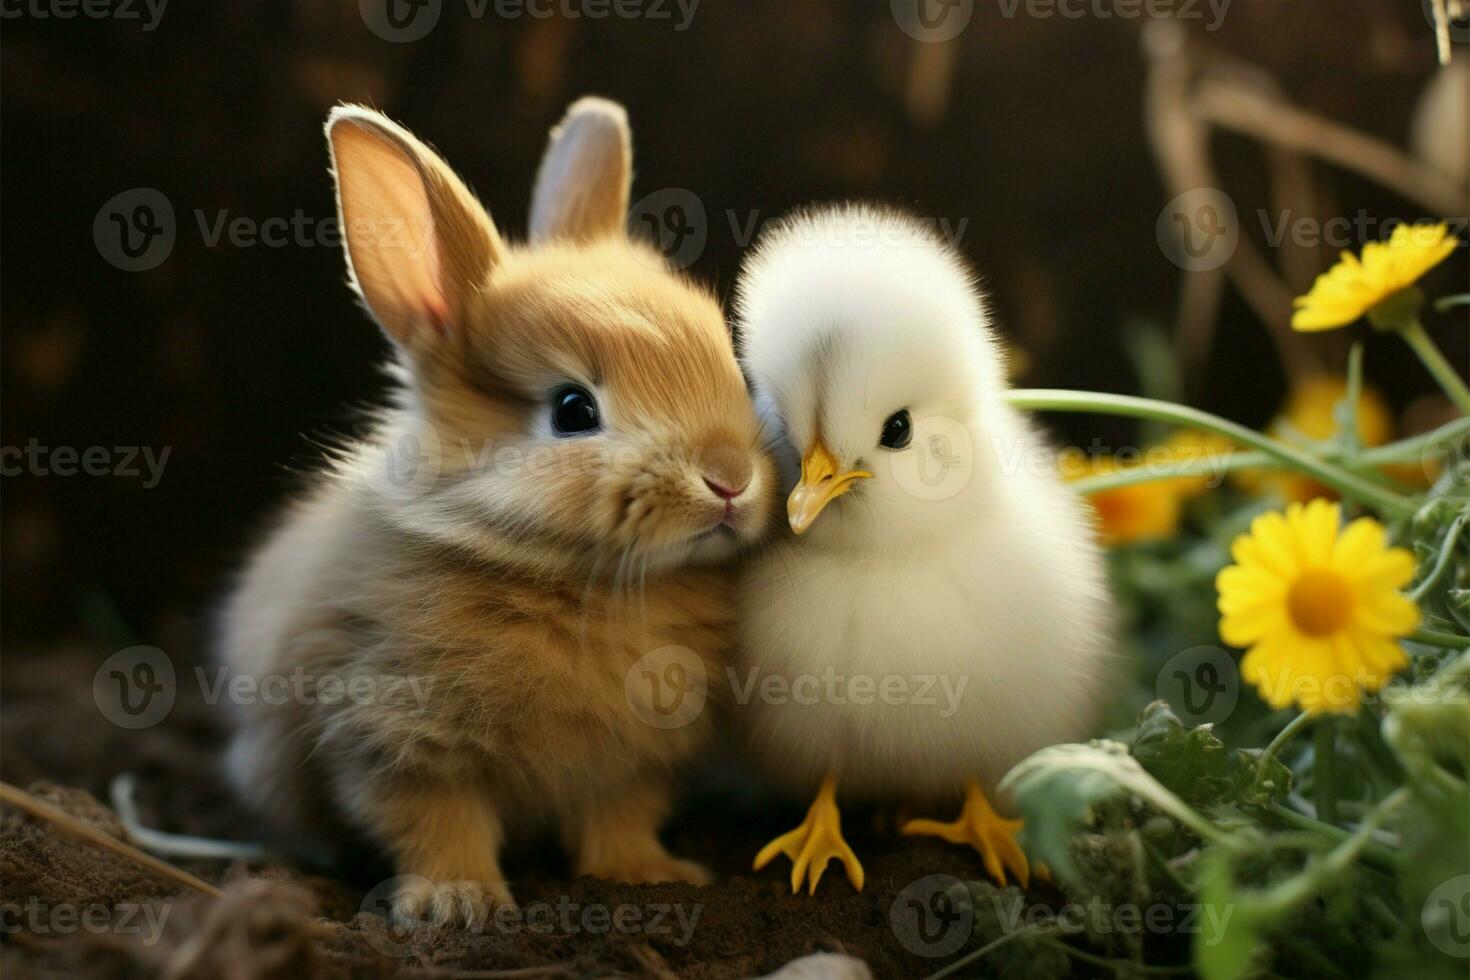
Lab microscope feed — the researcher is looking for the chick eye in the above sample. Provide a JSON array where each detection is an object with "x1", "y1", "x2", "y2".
[
  {"x1": 879, "y1": 409, "x2": 912, "y2": 450},
  {"x1": 551, "y1": 385, "x2": 600, "y2": 435}
]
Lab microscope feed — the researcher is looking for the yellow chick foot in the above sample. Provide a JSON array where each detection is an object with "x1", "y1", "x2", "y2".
[
  {"x1": 753, "y1": 774, "x2": 865, "y2": 894},
  {"x1": 902, "y1": 780, "x2": 1030, "y2": 888}
]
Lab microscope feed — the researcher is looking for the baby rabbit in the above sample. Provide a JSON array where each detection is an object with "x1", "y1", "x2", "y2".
[{"x1": 218, "y1": 98, "x2": 775, "y2": 925}]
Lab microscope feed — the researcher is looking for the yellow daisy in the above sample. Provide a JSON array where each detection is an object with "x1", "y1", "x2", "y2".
[
  {"x1": 1157, "y1": 429, "x2": 1236, "y2": 499},
  {"x1": 1234, "y1": 377, "x2": 1394, "y2": 504},
  {"x1": 1063, "y1": 455, "x2": 1181, "y2": 547},
  {"x1": 1217, "y1": 499, "x2": 1418, "y2": 714},
  {"x1": 1292, "y1": 223, "x2": 1458, "y2": 332}
]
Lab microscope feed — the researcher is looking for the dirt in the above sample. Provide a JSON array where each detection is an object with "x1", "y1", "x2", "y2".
[{"x1": 0, "y1": 644, "x2": 1036, "y2": 979}]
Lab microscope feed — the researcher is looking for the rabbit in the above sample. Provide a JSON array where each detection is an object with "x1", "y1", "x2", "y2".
[{"x1": 217, "y1": 97, "x2": 777, "y2": 926}]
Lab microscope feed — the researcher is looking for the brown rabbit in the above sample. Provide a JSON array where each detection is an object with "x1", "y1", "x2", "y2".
[{"x1": 218, "y1": 98, "x2": 776, "y2": 925}]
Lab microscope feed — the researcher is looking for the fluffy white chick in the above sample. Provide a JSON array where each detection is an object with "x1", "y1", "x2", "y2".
[{"x1": 734, "y1": 204, "x2": 1114, "y2": 894}]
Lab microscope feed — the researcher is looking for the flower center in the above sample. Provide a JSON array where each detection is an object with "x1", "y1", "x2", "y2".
[{"x1": 1287, "y1": 569, "x2": 1354, "y2": 636}]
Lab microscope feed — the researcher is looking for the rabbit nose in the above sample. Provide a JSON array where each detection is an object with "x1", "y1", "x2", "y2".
[
  {"x1": 703, "y1": 476, "x2": 747, "y2": 501},
  {"x1": 699, "y1": 443, "x2": 753, "y2": 501}
]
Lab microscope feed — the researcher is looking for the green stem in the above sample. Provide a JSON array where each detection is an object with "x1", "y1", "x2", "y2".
[
  {"x1": 1262, "y1": 711, "x2": 1314, "y2": 765},
  {"x1": 1409, "y1": 627, "x2": 1470, "y2": 648},
  {"x1": 1254, "y1": 788, "x2": 1408, "y2": 916},
  {"x1": 1069, "y1": 418, "x2": 1470, "y2": 494},
  {"x1": 1410, "y1": 513, "x2": 1468, "y2": 602},
  {"x1": 1399, "y1": 317, "x2": 1470, "y2": 414},
  {"x1": 1057, "y1": 942, "x2": 1196, "y2": 975},
  {"x1": 922, "y1": 926, "x2": 1050, "y2": 980},
  {"x1": 1314, "y1": 717, "x2": 1339, "y2": 826},
  {"x1": 1265, "y1": 802, "x2": 1398, "y2": 869},
  {"x1": 1008, "y1": 390, "x2": 1417, "y2": 518}
]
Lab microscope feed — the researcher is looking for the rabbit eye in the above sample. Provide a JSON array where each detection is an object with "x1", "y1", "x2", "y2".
[
  {"x1": 551, "y1": 385, "x2": 600, "y2": 436},
  {"x1": 879, "y1": 409, "x2": 912, "y2": 450}
]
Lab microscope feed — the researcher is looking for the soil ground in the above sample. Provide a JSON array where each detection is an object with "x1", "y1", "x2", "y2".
[{"x1": 0, "y1": 645, "x2": 1040, "y2": 978}]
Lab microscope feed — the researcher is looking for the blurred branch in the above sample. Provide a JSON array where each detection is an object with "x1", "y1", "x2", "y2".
[
  {"x1": 1194, "y1": 81, "x2": 1467, "y2": 217},
  {"x1": 1429, "y1": 0, "x2": 1468, "y2": 65},
  {"x1": 1143, "y1": 24, "x2": 1325, "y2": 391}
]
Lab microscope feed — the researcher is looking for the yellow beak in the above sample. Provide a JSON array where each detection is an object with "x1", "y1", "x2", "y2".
[{"x1": 788, "y1": 439, "x2": 872, "y2": 535}]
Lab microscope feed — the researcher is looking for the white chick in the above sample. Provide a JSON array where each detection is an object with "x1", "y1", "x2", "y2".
[{"x1": 734, "y1": 204, "x2": 1114, "y2": 894}]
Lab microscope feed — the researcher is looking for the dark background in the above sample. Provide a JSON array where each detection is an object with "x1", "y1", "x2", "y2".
[{"x1": 3, "y1": 0, "x2": 1465, "y2": 648}]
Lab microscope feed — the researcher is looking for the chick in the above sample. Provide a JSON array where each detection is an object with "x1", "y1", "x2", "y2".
[{"x1": 733, "y1": 205, "x2": 1113, "y2": 894}]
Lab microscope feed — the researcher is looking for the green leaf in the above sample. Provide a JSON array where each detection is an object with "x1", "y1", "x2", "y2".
[
  {"x1": 1228, "y1": 748, "x2": 1293, "y2": 808},
  {"x1": 1194, "y1": 849, "x2": 1265, "y2": 980},
  {"x1": 1132, "y1": 702, "x2": 1233, "y2": 808}
]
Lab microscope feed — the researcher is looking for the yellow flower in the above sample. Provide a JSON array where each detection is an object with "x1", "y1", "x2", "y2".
[
  {"x1": 1234, "y1": 377, "x2": 1392, "y2": 504},
  {"x1": 1292, "y1": 223, "x2": 1459, "y2": 331},
  {"x1": 1064, "y1": 455, "x2": 1181, "y2": 547},
  {"x1": 1217, "y1": 499, "x2": 1418, "y2": 714},
  {"x1": 1156, "y1": 429, "x2": 1236, "y2": 499}
]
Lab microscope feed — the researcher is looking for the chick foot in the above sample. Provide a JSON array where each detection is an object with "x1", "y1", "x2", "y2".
[
  {"x1": 902, "y1": 780, "x2": 1030, "y2": 887},
  {"x1": 754, "y1": 774, "x2": 864, "y2": 894}
]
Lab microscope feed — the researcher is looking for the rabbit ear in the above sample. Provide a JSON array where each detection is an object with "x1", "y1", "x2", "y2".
[
  {"x1": 528, "y1": 97, "x2": 632, "y2": 243},
  {"x1": 327, "y1": 105, "x2": 504, "y2": 348}
]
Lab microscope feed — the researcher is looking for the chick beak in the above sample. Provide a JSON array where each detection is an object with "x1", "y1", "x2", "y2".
[{"x1": 788, "y1": 439, "x2": 872, "y2": 535}]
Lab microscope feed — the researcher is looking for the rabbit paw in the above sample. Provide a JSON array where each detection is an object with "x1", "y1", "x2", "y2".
[
  {"x1": 590, "y1": 853, "x2": 712, "y2": 886},
  {"x1": 390, "y1": 877, "x2": 514, "y2": 929}
]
